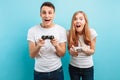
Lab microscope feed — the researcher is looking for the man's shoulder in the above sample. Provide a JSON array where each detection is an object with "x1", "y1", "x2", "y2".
[{"x1": 55, "y1": 24, "x2": 65, "y2": 30}]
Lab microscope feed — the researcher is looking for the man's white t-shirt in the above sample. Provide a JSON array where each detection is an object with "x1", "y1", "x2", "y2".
[{"x1": 27, "y1": 24, "x2": 67, "y2": 72}]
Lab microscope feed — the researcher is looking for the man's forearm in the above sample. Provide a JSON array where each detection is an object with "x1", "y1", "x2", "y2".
[
  {"x1": 55, "y1": 43, "x2": 66, "y2": 57},
  {"x1": 30, "y1": 45, "x2": 41, "y2": 58}
]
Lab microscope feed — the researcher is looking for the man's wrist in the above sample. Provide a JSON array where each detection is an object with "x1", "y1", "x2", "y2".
[
  {"x1": 36, "y1": 43, "x2": 42, "y2": 48},
  {"x1": 54, "y1": 43, "x2": 59, "y2": 48}
]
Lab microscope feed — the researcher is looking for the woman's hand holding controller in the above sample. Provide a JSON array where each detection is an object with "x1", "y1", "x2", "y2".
[{"x1": 69, "y1": 45, "x2": 78, "y2": 57}]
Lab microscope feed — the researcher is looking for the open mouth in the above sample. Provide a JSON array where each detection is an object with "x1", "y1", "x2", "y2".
[
  {"x1": 76, "y1": 25, "x2": 81, "y2": 28},
  {"x1": 44, "y1": 19, "x2": 51, "y2": 22}
]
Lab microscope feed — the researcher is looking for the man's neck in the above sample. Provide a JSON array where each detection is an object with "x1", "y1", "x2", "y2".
[{"x1": 40, "y1": 23, "x2": 55, "y2": 28}]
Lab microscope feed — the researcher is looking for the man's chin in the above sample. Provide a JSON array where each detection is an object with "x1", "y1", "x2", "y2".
[{"x1": 44, "y1": 24, "x2": 51, "y2": 27}]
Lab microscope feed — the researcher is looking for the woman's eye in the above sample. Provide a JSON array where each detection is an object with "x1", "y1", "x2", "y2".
[
  {"x1": 80, "y1": 18, "x2": 83, "y2": 20},
  {"x1": 74, "y1": 18, "x2": 77, "y2": 20}
]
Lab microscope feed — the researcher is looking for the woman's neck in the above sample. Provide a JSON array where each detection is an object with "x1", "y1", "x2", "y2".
[{"x1": 78, "y1": 31, "x2": 83, "y2": 36}]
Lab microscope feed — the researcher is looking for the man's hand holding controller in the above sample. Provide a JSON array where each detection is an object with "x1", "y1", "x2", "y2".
[
  {"x1": 36, "y1": 35, "x2": 54, "y2": 48},
  {"x1": 41, "y1": 35, "x2": 59, "y2": 47},
  {"x1": 36, "y1": 39, "x2": 45, "y2": 47}
]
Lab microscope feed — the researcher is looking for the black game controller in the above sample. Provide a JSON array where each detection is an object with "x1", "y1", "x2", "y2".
[{"x1": 41, "y1": 35, "x2": 54, "y2": 40}]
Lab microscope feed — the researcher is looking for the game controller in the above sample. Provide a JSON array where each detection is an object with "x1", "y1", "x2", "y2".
[
  {"x1": 41, "y1": 35, "x2": 54, "y2": 40},
  {"x1": 73, "y1": 46, "x2": 83, "y2": 51}
]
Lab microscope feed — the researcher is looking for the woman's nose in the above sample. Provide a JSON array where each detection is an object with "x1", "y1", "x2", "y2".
[{"x1": 76, "y1": 19, "x2": 81, "y2": 22}]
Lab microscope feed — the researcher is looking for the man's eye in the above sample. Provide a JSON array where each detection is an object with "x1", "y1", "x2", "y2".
[
  {"x1": 42, "y1": 11, "x2": 46, "y2": 14},
  {"x1": 49, "y1": 12, "x2": 52, "y2": 14}
]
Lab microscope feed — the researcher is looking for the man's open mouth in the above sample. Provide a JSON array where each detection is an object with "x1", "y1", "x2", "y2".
[{"x1": 44, "y1": 19, "x2": 51, "y2": 22}]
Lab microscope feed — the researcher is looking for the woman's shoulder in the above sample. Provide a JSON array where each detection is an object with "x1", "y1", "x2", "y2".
[
  {"x1": 66, "y1": 29, "x2": 70, "y2": 33},
  {"x1": 90, "y1": 28, "x2": 96, "y2": 32},
  {"x1": 90, "y1": 28, "x2": 98, "y2": 40},
  {"x1": 90, "y1": 28, "x2": 97, "y2": 34}
]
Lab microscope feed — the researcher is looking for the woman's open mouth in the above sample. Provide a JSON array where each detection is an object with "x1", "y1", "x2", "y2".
[{"x1": 76, "y1": 25, "x2": 81, "y2": 28}]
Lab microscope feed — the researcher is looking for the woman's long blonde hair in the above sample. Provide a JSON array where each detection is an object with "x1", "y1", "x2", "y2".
[{"x1": 68, "y1": 11, "x2": 91, "y2": 49}]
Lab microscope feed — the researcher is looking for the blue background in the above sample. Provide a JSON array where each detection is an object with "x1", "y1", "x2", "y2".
[{"x1": 0, "y1": 0, "x2": 120, "y2": 80}]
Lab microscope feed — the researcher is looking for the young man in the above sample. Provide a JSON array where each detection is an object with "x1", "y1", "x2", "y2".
[{"x1": 27, "y1": 2, "x2": 67, "y2": 80}]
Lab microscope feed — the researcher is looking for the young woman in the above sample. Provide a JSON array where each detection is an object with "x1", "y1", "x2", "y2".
[{"x1": 67, "y1": 11, "x2": 97, "y2": 80}]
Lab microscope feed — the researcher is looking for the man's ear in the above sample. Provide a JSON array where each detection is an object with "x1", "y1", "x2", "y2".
[
  {"x1": 53, "y1": 13, "x2": 55, "y2": 18},
  {"x1": 40, "y1": 12, "x2": 42, "y2": 17}
]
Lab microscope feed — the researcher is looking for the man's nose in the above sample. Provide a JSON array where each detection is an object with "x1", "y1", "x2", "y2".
[{"x1": 45, "y1": 13, "x2": 49, "y2": 17}]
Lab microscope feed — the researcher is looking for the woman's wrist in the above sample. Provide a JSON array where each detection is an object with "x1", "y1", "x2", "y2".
[{"x1": 86, "y1": 49, "x2": 94, "y2": 55}]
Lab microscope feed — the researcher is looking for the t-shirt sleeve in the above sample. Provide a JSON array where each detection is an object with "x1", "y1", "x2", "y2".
[
  {"x1": 90, "y1": 28, "x2": 98, "y2": 40},
  {"x1": 59, "y1": 28, "x2": 67, "y2": 43},
  {"x1": 27, "y1": 29, "x2": 35, "y2": 42}
]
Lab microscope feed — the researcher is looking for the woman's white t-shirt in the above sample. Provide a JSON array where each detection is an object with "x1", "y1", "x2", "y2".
[{"x1": 70, "y1": 28, "x2": 97, "y2": 68}]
